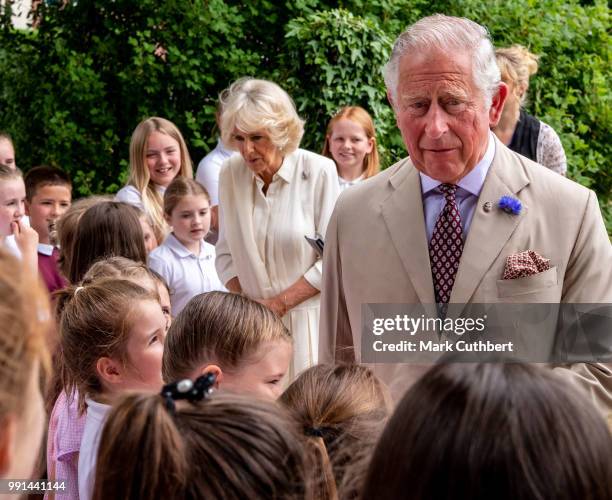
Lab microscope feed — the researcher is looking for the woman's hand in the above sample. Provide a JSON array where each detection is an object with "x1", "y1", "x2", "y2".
[
  {"x1": 225, "y1": 277, "x2": 243, "y2": 294},
  {"x1": 257, "y1": 296, "x2": 288, "y2": 318},
  {"x1": 257, "y1": 277, "x2": 319, "y2": 318}
]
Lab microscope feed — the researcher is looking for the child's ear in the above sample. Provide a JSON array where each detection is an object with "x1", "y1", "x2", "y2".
[
  {"x1": 96, "y1": 357, "x2": 123, "y2": 387},
  {"x1": 200, "y1": 364, "x2": 223, "y2": 389},
  {"x1": 0, "y1": 415, "x2": 16, "y2": 477},
  {"x1": 365, "y1": 137, "x2": 374, "y2": 154},
  {"x1": 164, "y1": 213, "x2": 172, "y2": 225},
  {"x1": 24, "y1": 200, "x2": 31, "y2": 216}
]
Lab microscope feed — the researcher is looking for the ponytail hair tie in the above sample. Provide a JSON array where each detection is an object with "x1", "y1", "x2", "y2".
[
  {"x1": 74, "y1": 286, "x2": 85, "y2": 295},
  {"x1": 160, "y1": 372, "x2": 216, "y2": 414},
  {"x1": 304, "y1": 426, "x2": 334, "y2": 439}
]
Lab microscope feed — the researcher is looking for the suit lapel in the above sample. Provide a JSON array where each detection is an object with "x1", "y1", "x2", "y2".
[
  {"x1": 381, "y1": 161, "x2": 436, "y2": 304},
  {"x1": 450, "y1": 138, "x2": 530, "y2": 307}
]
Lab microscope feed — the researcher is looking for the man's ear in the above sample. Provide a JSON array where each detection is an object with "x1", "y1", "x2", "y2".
[
  {"x1": 96, "y1": 357, "x2": 123, "y2": 388},
  {"x1": 200, "y1": 364, "x2": 223, "y2": 389},
  {"x1": 386, "y1": 90, "x2": 396, "y2": 110},
  {"x1": 489, "y1": 82, "x2": 509, "y2": 127},
  {"x1": 0, "y1": 415, "x2": 16, "y2": 477}
]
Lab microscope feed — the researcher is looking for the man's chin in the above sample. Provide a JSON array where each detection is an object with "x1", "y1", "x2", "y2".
[{"x1": 413, "y1": 160, "x2": 471, "y2": 184}]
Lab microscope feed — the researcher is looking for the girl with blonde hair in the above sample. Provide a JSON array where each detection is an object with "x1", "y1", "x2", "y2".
[
  {"x1": 322, "y1": 106, "x2": 380, "y2": 191},
  {"x1": 116, "y1": 117, "x2": 193, "y2": 242},
  {"x1": 0, "y1": 165, "x2": 39, "y2": 273}
]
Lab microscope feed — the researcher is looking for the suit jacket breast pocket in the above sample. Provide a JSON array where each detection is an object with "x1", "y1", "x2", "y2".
[{"x1": 496, "y1": 266, "x2": 559, "y2": 298}]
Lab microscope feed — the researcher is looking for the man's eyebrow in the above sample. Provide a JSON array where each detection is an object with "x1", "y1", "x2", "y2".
[{"x1": 398, "y1": 91, "x2": 429, "y2": 101}]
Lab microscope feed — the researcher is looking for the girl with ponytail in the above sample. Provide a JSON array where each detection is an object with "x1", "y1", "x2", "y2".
[
  {"x1": 53, "y1": 277, "x2": 167, "y2": 500},
  {"x1": 279, "y1": 364, "x2": 390, "y2": 499},
  {"x1": 93, "y1": 375, "x2": 309, "y2": 500}
]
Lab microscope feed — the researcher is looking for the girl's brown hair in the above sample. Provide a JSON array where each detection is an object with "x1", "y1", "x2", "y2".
[
  {"x1": 280, "y1": 364, "x2": 390, "y2": 500},
  {"x1": 0, "y1": 249, "x2": 50, "y2": 420},
  {"x1": 163, "y1": 291, "x2": 291, "y2": 382},
  {"x1": 55, "y1": 278, "x2": 158, "y2": 406},
  {"x1": 48, "y1": 256, "x2": 165, "y2": 415},
  {"x1": 93, "y1": 392, "x2": 308, "y2": 500},
  {"x1": 322, "y1": 106, "x2": 380, "y2": 179},
  {"x1": 67, "y1": 201, "x2": 147, "y2": 284},
  {"x1": 163, "y1": 176, "x2": 210, "y2": 216},
  {"x1": 128, "y1": 117, "x2": 193, "y2": 242},
  {"x1": 363, "y1": 363, "x2": 612, "y2": 500},
  {"x1": 82, "y1": 255, "x2": 157, "y2": 287},
  {"x1": 56, "y1": 196, "x2": 111, "y2": 279}
]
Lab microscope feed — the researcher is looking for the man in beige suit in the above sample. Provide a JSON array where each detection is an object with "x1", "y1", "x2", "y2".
[{"x1": 319, "y1": 15, "x2": 612, "y2": 409}]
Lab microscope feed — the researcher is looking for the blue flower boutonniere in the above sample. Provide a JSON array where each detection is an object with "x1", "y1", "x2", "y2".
[{"x1": 498, "y1": 195, "x2": 522, "y2": 215}]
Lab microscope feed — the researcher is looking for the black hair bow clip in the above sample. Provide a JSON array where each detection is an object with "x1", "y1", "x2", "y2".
[{"x1": 160, "y1": 372, "x2": 216, "y2": 414}]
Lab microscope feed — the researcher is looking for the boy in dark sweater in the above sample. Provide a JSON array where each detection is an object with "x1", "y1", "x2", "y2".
[{"x1": 24, "y1": 166, "x2": 72, "y2": 292}]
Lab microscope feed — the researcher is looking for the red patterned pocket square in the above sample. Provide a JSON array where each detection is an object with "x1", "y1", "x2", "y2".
[{"x1": 502, "y1": 250, "x2": 551, "y2": 280}]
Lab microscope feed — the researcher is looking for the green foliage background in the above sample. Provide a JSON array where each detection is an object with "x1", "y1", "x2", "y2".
[{"x1": 0, "y1": 0, "x2": 609, "y2": 232}]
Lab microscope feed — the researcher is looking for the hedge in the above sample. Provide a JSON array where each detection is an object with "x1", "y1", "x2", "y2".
[{"x1": 0, "y1": 0, "x2": 609, "y2": 232}]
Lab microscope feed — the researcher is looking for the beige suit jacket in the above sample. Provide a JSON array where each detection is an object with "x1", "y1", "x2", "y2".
[{"x1": 319, "y1": 137, "x2": 612, "y2": 408}]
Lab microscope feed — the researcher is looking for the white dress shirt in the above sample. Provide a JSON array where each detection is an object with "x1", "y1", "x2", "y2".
[
  {"x1": 149, "y1": 233, "x2": 225, "y2": 315},
  {"x1": 78, "y1": 399, "x2": 110, "y2": 500},
  {"x1": 195, "y1": 139, "x2": 236, "y2": 206}
]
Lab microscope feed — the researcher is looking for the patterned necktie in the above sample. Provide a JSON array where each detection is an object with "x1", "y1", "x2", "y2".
[{"x1": 429, "y1": 184, "x2": 464, "y2": 304}]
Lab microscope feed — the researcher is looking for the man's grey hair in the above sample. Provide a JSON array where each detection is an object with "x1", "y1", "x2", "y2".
[{"x1": 384, "y1": 14, "x2": 501, "y2": 107}]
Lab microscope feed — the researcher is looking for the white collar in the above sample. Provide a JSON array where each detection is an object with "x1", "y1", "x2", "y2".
[
  {"x1": 38, "y1": 243, "x2": 55, "y2": 256},
  {"x1": 165, "y1": 233, "x2": 213, "y2": 260},
  {"x1": 339, "y1": 173, "x2": 365, "y2": 186}
]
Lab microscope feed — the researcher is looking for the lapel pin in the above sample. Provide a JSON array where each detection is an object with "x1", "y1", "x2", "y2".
[{"x1": 483, "y1": 201, "x2": 493, "y2": 212}]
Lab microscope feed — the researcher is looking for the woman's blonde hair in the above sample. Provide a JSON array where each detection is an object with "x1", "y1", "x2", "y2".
[
  {"x1": 219, "y1": 78, "x2": 305, "y2": 155},
  {"x1": 322, "y1": 106, "x2": 380, "y2": 179},
  {"x1": 128, "y1": 117, "x2": 193, "y2": 242},
  {"x1": 279, "y1": 364, "x2": 390, "y2": 500},
  {"x1": 163, "y1": 291, "x2": 291, "y2": 382},
  {"x1": 163, "y1": 177, "x2": 210, "y2": 216},
  {"x1": 0, "y1": 249, "x2": 50, "y2": 420},
  {"x1": 495, "y1": 45, "x2": 539, "y2": 106}
]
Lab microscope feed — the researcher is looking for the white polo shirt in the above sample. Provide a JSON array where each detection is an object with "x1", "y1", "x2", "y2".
[{"x1": 149, "y1": 233, "x2": 226, "y2": 316}]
